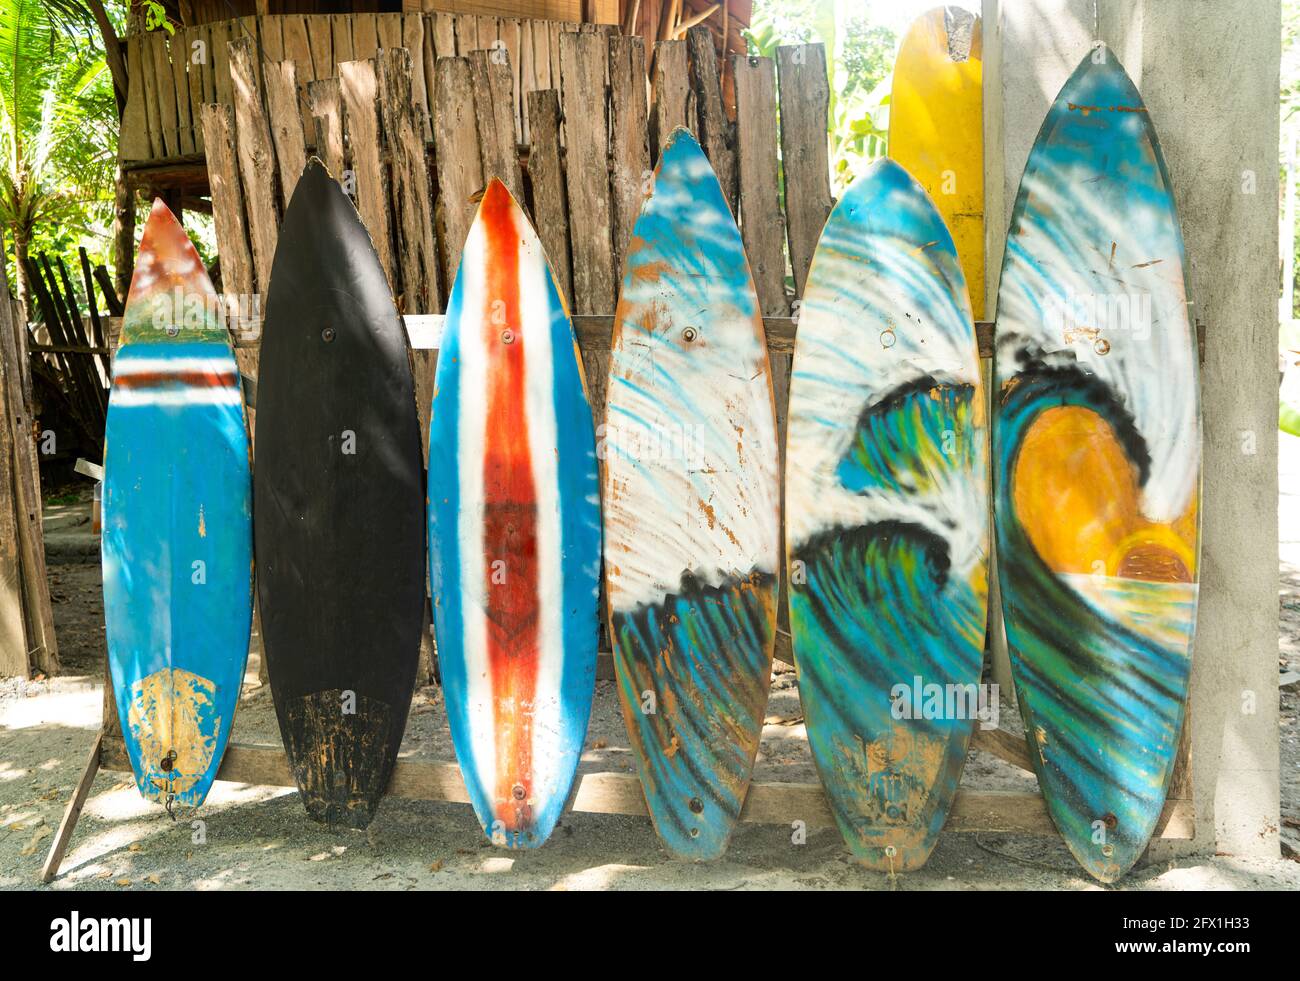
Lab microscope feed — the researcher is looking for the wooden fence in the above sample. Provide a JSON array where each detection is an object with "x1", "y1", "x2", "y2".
[{"x1": 119, "y1": 12, "x2": 621, "y2": 164}]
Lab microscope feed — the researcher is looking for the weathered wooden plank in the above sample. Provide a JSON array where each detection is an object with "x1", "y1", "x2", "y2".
[
  {"x1": 476, "y1": 15, "x2": 500, "y2": 52},
  {"x1": 212, "y1": 21, "x2": 234, "y2": 107},
  {"x1": 432, "y1": 11, "x2": 457, "y2": 56},
  {"x1": 280, "y1": 15, "x2": 315, "y2": 145},
  {"x1": 525, "y1": 89, "x2": 573, "y2": 306},
  {"x1": 468, "y1": 48, "x2": 524, "y2": 204},
  {"x1": 499, "y1": 17, "x2": 522, "y2": 135},
  {"x1": 0, "y1": 309, "x2": 27, "y2": 677},
  {"x1": 38, "y1": 731, "x2": 102, "y2": 882},
  {"x1": 432, "y1": 56, "x2": 484, "y2": 291},
  {"x1": 559, "y1": 31, "x2": 615, "y2": 315},
  {"x1": 732, "y1": 53, "x2": 787, "y2": 317},
  {"x1": 184, "y1": 27, "x2": 206, "y2": 153},
  {"x1": 652, "y1": 38, "x2": 694, "y2": 162},
  {"x1": 200, "y1": 102, "x2": 257, "y2": 381},
  {"x1": 282, "y1": 16, "x2": 312, "y2": 79},
  {"x1": 340, "y1": 58, "x2": 395, "y2": 290},
  {"x1": 404, "y1": 12, "x2": 431, "y2": 140},
  {"x1": 333, "y1": 13, "x2": 357, "y2": 66},
  {"x1": 260, "y1": 14, "x2": 283, "y2": 61},
  {"x1": 379, "y1": 47, "x2": 440, "y2": 315},
  {"x1": 378, "y1": 12, "x2": 404, "y2": 54},
  {"x1": 548, "y1": 21, "x2": 563, "y2": 125},
  {"x1": 530, "y1": 17, "x2": 551, "y2": 91},
  {"x1": 196, "y1": 24, "x2": 215, "y2": 106},
  {"x1": 971, "y1": 725, "x2": 1036, "y2": 774},
  {"x1": 93, "y1": 734, "x2": 1187, "y2": 838},
  {"x1": 776, "y1": 44, "x2": 833, "y2": 298},
  {"x1": 0, "y1": 264, "x2": 57, "y2": 674},
  {"x1": 307, "y1": 78, "x2": 347, "y2": 182},
  {"x1": 608, "y1": 36, "x2": 649, "y2": 285},
  {"x1": 170, "y1": 28, "x2": 195, "y2": 155},
  {"x1": 305, "y1": 14, "x2": 334, "y2": 81},
  {"x1": 228, "y1": 37, "x2": 281, "y2": 294},
  {"x1": 148, "y1": 32, "x2": 177, "y2": 156},
  {"x1": 686, "y1": 24, "x2": 735, "y2": 213},
  {"x1": 264, "y1": 60, "x2": 307, "y2": 208},
  {"x1": 120, "y1": 35, "x2": 153, "y2": 162},
  {"x1": 351, "y1": 12, "x2": 377, "y2": 61}
]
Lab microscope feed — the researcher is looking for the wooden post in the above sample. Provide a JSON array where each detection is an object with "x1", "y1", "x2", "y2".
[
  {"x1": 775, "y1": 44, "x2": 833, "y2": 299},
  {"x1": 228, "y1": 36, "x2": 281, "y2": 296},
  {"x1": 307, "y1": 78, "x2": 347, "y2": 182},
  {"x1": 558, "y1": 31, "x2": 615, "y2": 316},
  {"x1": 652, "y1": 39, "x2": 694, "y2": 162},
  {"x1": 263, "y1": 60, "x2": 308, "y2": 209},
  {"x1": 686, "y1": 24, "x2": 736, "y2": 213},
  {"x1": 378, "y1": 48, "x2": 441, "y2": 316},
  {"x1": 432, "y1": 57, "x2": 484, "y2": 293},
  {"x1": 468, "y1": 48, "x2": 525, "y2": 205},
  {"x1": 525, "y1": 90, "x2": 574, "y2": 306},
  {"x1": 0, "y1": 318, "x2": 28, "y2": 677},
  {"x1": 0, "y1": 264, "x2": 57, "y2": 676},
  {"x1": 608, "y1": 35, "x2": 649, "y2": 285},
  {"x1": 732, "y1": 54, "x2": 788, "y2": 318},
  {"x1": 339, "y1": 58, "x2": 395, "y2": 290}
]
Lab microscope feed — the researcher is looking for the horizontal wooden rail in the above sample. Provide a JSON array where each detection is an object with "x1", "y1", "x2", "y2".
[
  {"x1": 97, "y1": 734, "x2": 1193, "y2": 840},
  {"x1": 54, "y1": 317, "x2": 1206, "y2": 363}
]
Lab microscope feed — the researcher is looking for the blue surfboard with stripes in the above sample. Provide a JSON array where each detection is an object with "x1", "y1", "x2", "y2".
[{"x1": 102, "y1": 200, "x2": 253, "y2": 810}]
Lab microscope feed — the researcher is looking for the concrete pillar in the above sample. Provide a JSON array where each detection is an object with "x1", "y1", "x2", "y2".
[{"x1": 982, "y1": 0, "x2": 1281, "y2": 863}]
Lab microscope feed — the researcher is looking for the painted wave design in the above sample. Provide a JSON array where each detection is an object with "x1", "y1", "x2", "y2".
[
  {"x1": 994, "y1": 49, "x2": 1199, "y2": 882},
  {"x1": 790, "y1": 518, "x2": 985, "y2": 862},
  {"x1": 996, "y1": 367, "x2": 1193, "y2": 880},
  {"x1": 604, "y1": 129, "x2": 779, "y2": 859},
  {"x1": 611, "y1": 571, "x2": 776, "y2": 859},
  {"x1": 785, "y1": 158, "x2": 988, "y2": 869}
]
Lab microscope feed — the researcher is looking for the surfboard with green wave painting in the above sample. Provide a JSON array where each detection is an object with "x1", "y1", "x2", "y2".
[{"x1": 785, "y1": 158, "x2": 989, "y2": 872}]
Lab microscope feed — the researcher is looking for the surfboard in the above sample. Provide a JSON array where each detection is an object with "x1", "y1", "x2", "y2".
[
  {"x1": 785, "y1": 158, "x2": 989, "y2": 872},
  {"x1": 603, "y1": 128, "x2": 780, "y2": 860},
  {"x1": 994, "y1": 48, "x2": 1200, "y2": 883},
  {"x1": 256, "y1": 159, "x2": 425, "y2": 829},
  {"x1": 889, "y1": 6, "x2": 985, "y2": 319},
  {"x1": 103, "y1": 199, "x2": 252, "y2": 810},
  {"x1": 428, "y1": 179, "x2": 601, "y2": 849}
]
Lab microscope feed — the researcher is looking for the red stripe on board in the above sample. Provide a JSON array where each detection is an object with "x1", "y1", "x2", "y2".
[
  {"x1": 114, "y1": 370, "x2": 238, "y2": 389},
  {"x1": 479, "y1": 181, "x2": 540, "y2": 833}
]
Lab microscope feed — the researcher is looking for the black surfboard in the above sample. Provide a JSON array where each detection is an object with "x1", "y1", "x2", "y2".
[{"x1": 255, "y1": 159, "x2": 425, "y2": 829}]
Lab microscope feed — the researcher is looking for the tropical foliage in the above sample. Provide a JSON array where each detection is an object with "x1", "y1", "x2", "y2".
[
  {"x1": 745, "y1": 0, "x2": 897, "y2": 192},
  {"x1": 0, "y1": 0, "x2": 121, "y2": 308}
]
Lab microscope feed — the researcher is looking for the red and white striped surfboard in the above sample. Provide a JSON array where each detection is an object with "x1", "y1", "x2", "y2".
[{"x1": 427, "y1": 180, "x2": 602, "y2": 848}]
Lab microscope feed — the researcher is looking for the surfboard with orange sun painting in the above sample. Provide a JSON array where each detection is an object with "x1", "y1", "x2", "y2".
[{"x1": 994, "y1": 47, "x2": 1200, "y2": 883}]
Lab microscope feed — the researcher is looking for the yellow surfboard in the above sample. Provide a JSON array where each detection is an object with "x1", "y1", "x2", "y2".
[{"x1": 889, "y1": 6, "x2": 984, "y2": 319}]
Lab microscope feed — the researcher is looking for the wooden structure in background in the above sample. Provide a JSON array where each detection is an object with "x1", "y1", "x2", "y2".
[{"x1": 0, "y1": 264, "x2": 59, "y2": 681}]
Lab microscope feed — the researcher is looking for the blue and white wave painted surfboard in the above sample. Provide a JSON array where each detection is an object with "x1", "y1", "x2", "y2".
[
  {"x1": 995, "y1": 48, "x2": 1200, "y2": 883},
  {"x1": 429, "y1": 179, "x2": 601, "y2": 848},
  {"x1": 103, "y1": 199, "x2": 253, "y2": 809},
  {"x1": 603, "y1": 128, "x2": 781, "y2": 860},
  {"x1": 785, "y1": 158, "x2": 989, "y2": 871}
]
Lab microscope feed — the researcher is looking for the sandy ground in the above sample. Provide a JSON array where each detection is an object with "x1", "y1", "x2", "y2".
[{"x1": 1, "y1": 436, "x2": 1298, "y2": 891}]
